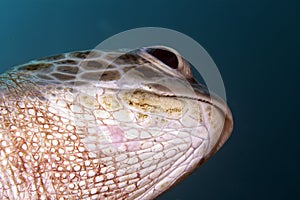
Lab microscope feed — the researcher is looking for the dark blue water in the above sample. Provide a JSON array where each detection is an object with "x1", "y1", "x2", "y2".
[{"x1": 0, "y1": 0, "x2": 299, "y2": 199}]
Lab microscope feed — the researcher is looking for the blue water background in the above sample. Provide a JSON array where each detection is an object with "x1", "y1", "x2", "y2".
[{"x1": 0, "y1": 0, "x2": 299, "y2": 199}]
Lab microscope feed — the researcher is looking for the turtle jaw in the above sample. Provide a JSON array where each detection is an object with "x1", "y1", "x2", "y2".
[{"x1": 197, "y1": 89, "x2": 233, "y2": 161}]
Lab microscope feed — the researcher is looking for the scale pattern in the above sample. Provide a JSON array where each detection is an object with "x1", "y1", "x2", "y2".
[{"x1": 0, "y1": 47, "x2": 233, "y2": 199}]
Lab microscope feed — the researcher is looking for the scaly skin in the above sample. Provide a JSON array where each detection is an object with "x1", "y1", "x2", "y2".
[{"x1": 0, "y1": 46, "x2": 233, "y2": 199}]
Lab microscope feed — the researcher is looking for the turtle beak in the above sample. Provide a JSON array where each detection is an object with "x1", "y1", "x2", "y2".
[{"x1": 189, "y1": 76, "x2": 233, "y2": 157}]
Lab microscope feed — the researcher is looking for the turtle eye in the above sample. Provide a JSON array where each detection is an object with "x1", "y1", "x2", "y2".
[{"x1": 145, "y1": 48, "x2": 178, "y2": 69}]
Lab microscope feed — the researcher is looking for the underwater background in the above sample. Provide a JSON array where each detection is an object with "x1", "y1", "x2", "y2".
[{"x1": 0, "y1": 0, "x2": 299, "y2": 199}]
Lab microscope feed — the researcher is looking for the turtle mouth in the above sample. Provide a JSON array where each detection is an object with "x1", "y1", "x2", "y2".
[{"x1": 188, "y1": 81, "x2": 233, "y2": 156}]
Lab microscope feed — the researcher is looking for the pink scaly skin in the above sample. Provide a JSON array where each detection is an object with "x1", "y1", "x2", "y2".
[
  {"x1": 105, "y1": 125, "x2": 141, "y2": 152},
  {"x1": 108, "y1": 126, "x2": 124, "y2": 143}
]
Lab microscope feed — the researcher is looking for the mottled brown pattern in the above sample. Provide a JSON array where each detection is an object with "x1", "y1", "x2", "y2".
[
  {"x1": 36, "y1": 74, "x2": 54, "y2": 80},
  {"x1": 51, "y1": 73, "x2": 76, "y2": 81},
  {"x1": 81, "y1": 61, "x2": 110, "y2": 70},
  {"x1": 55, "y1": 59, "x2": 78, "y2": 65},
  {"x1": 69, "y1": 51, "x2": 91, "y2": 59},
  {"x1": 105, "y1": 53, "x2": 149, "y2": 66},
  {"x1": 56, "y1": 66, "x2": 79, "y2": 75},
  {"x1": 37, "y1": 54, "x2": 65, "y2": 61},
  {"x1": 80, "y1": 71, "x2": 120, "y2": 81},
  {"x1": 18, "y1": 63, "x2": 53, "y2": 71},
  {"x1": 68, "y1": 50, "x2": 102, "y2": 59}
]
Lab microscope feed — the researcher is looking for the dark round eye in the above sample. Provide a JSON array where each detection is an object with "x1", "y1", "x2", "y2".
[{"x1": 145, "y1": 48, "x2": 178, "y2": 69}]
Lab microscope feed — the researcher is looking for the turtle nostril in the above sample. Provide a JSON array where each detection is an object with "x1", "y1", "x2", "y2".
[{"x1": 145, "y1": 48, "x2": 179, "y2": 69}]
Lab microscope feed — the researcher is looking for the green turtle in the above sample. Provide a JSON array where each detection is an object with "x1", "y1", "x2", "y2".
[{"x1": 0, "y1": 46, "x2": 233, "y2": 199}]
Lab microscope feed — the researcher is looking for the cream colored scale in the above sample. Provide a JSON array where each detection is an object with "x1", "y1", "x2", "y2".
[{"x1": 0, "y1": 46, "x2": 233, "y2": 199}]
